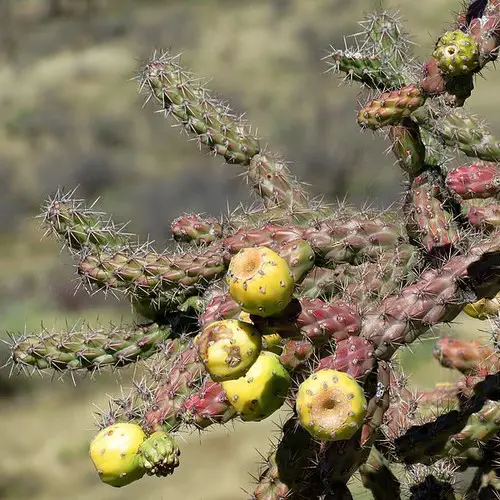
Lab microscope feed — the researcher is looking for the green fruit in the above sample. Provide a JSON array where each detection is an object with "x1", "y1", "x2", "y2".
[
  {"x1": 195, "y1": 319, "x2": 262, "y2": 382},
  {"x1": 89, "y1": 423, "x2": 146, "y2": 487},
  {"x1": 226, "y1": 246, "x2": 294, "y2": 317},
  {"x1": 296, "y1": 369, "x2": 367, "y2": 441},
  {"x1": 138, "y1": 431, "x2": 180, "y2": 477},
  {"x1": 222, "y1": 351, "x2": 290, "y2": 421},
  {"x1": 433, "y1": 30, "x2": 479, "y2": 76}
]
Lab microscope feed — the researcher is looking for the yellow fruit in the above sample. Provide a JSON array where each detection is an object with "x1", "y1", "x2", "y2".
[
  {"x1": 238, "y1": 311, "x2": 283, "y2": 355},
  {"x1": 195, "y1": 319, "x2": 261, "y2": 381},
  {"x1": 464, "y1": 297, "x2": 500, "y2": 320},
  {"x1": 296, "y1": 369, "x2": 367, "y2": 442},
  {"x1": 227, "y1": 246, "x2": 294, "y2": 317},
  {"x1": 222, "y1": 351, "x2": 290, "y2": 421},
  {"x1": 89, "y1": 423, "x2": 146, "y2": 487}
]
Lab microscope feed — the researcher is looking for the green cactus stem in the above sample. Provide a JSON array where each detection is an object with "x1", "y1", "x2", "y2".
[
  {"x1": 10, "y1": 322, "x2": 170, "y2": 372},
  {"x1": 327, "y1": 50, "x2": 406, "y2": 90},
  {"x1": 42, "y1": 189, "x2": 134, "y2": 254},
  {"x1": 411, "y1": 103, "x2": 500, "y2": 162},
  {"x1": 389, "y1": 118, "x2": 427, "y2": 176}
]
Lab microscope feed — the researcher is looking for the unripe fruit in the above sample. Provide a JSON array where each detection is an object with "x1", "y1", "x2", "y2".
[
  {"x1": 138, "y1": 431, "x2": 180, "y2": 477},
  {"x1": 433, "y1": 30, "x2": 479, "y2": 76},
  {"x1": 296, "y1": 369, "x2": 367, "y2": 441},
  {"x1": 89, "y1": 423, "x2": 146, "y2": 487},
  {"x1": 222, "y1": 351, "x2": 290, "y2": 421},
  {"x1": 226, "y1": 246, "x2": 294, "y2": 317},
  {"x1": 195, "y1": 319, "x2": 262, "y2": 382}
]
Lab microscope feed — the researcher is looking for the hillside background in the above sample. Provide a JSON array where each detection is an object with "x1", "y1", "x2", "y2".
[{"x1": 0, "y1": 0, "x2": 498, "y2": 498}]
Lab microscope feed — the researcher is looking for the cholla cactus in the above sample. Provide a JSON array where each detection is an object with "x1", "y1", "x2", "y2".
[{"x1": 7, "y1": 2, "x2": 500, "y2": 498}]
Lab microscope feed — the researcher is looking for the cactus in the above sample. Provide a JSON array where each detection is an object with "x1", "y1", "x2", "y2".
[{"x1": 8, "y1": 3, "x2": 500, "y2": 499}]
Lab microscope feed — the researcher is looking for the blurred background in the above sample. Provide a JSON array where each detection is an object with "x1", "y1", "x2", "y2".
[{"x1": 0, "y1": 0, "x2": 498, "y2": 498}]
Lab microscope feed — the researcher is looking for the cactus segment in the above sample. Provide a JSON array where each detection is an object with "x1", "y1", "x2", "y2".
[
  {"x1": 226, "y1": 246, "x2": 294, "y2": 317},
  {"x1": 43, "y1": 190, "x2": 133, "y2": 253},
  {"x1": 412, "y1": 104, "x2": 500, "y2": 162},
  {"x1": 463, "y1": 198, "x2": 500, "y2": 229},
  {"x1": 222, "y1": 351, "x2": 290, "y2": 421},
  {"x1": 446, "y1": 163, "x2": 500, "y2": 199},
  {"x1": 433, "y1": 30, "x2": 480, "y2": 77},
  {"x1": 296, "y1": 369, "x2": 367, "y2": 441},
  {"x1": 406, "y1": 173, "x2": 460, "y2": 252},
  {"x1": 317, "y1": 337, "x2": 375, "y2": 380},
  {"x1": 137, "y1": 431, "x2": 180, "y2": 477},
  {"x1": 182, "y1": 379, "x2": 235, "y2": 428},
  {"x1": 389, "y1": 118, "x2": 427, "y2": 175},
  {"x1": 195, "y1": 319, "x2": 262, "y2": 382},
  {"x1": 433, "y1": 337, "x2": 500, "y2": 375},
  {"x1": 10, "y1": 322, "x2": 170, "y2": 372},
  {"x1": 89, "y1": 423, "x2": 146, "y2": 487},
  {"x1": 142, "y1": 53, "x2": 260, "y2": 165},
  {"x1": 247, "y1": 154, "x2": 310, "y2": 209},
  {"x1": 357, "y1": 84, "x2": 426, "y2": 130},
  {"x1": 328, "y1": 50, "x2": 405, "y2": 90},
  {"x1": 171, "y1": 214, "x2": 223, "y2": 245}
]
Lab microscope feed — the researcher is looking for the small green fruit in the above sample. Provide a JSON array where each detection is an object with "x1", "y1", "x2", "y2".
[
  {"x1": 138, "y1": 431, "x2": 180, "y2": 477},
  {"x1": 433, "y1": 30, "x2": 479, "y2": 76},
  {"x1": 89, "y1": 423, "x2": 146, "y2": 487}
]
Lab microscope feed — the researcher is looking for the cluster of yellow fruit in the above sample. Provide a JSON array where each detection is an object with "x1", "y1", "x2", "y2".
[
  {"x1": 89, "y1": 425, "x2": 179, "y2": 487},
  {"x1": 196, "y1": 246, "x2": 295, "y2": 421},
  {"x1": 199, "y1": 246, "x2": 368, "y2": 440}
]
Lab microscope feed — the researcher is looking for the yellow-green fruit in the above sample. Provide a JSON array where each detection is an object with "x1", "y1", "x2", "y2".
[
  {"x1": 433, "y1": 30, "x2": 479, "y2": 76},
  {"x1": 296, "y1": 369, "x2": 367, "y2": 442},
  {"x1": 195, "y1": 319, "x2": 261, "y2": 382},
  {"x1": 464, "y1": 297, "x2": 500, "y2": 320},
  {"x1": 239, "y1": 311, "x2": 283, "y2": 355},
  {"x1": 89, "y1": 423, "x2": 146, "y2": 487},
  {"x1": 222, "y1": 351, "x2": 290, "y2": 421},
  {"x1": 227, "y1": 246, "x2": 294, "y2": 317}
]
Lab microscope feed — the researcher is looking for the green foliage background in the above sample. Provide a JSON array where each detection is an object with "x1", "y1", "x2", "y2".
[{"x1": 0, "y1": 0, "x2": 497, "y2": 498}]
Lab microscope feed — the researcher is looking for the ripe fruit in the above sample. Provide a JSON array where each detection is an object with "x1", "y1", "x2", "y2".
[
  {"x1": 296, "y1": 369, "x2": 367, "y2": 441},
  {"x1": 226, "y1": 246, "x2": 294, "y2": 317},
  {"x1": 433, "y1": 30, "x2": 479, "y2": 76},
  {"x1": 89, "y1": 423, "x2": 146, "y2": 487},
  {"x1": 222, "y1": 351, "x2": 291, "y2": 421},
  {"x1": 195, "y1": 319, "x2": 262, "y2": 381}
]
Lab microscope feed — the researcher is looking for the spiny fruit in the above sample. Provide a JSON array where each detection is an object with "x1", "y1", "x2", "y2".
[
  {"x1": 89, "y1": 423, "x2": 147, "y2": 487},
  {"x1": 195, "y1": 319, "x2": 261, "y2": 382},
  {"x1": 433, "y1": 30, "x2": 479, "y2": 76},
  {"x1": 222, "y1": 351, "x2": 291, "y2": 421},
  {"x1": 296, "y1": 369, "x2": 367, "y2": 441},
  {"x1": 138, "y1": 431, "x2": 180, "y2": 477},
  {"x1": 226, "y1": 246, "x2": 294, "y2": 317}
]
